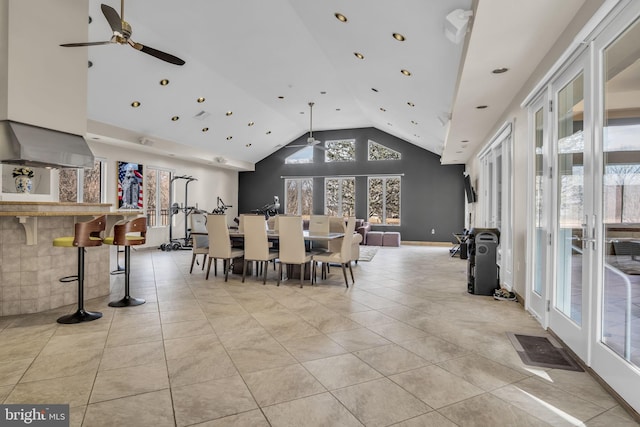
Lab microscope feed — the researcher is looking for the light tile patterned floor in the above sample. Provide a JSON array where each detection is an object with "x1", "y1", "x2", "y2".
[{"x1": 0, "y1": 245, "x2": 638, "y2": 426}]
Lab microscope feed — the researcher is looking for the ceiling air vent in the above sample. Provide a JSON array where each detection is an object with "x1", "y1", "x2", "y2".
[{"x1": 193, "y1": 111, "x2": 211, "y2": 120}]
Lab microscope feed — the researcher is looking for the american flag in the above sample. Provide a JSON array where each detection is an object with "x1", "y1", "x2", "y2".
[{"x1": 118, "y1": 162, "x2": 143, "y2": 209}]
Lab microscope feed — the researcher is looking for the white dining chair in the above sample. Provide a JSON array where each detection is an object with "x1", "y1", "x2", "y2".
[
  {"x1": 313, "y1": 217, "x2": 356, "y2": 288},
  {"x1": 242, "y1": 215, "x2": 279, "y2": 284},
  {"x1": 206, "y1": 214, "x2": 244, "y2": 281},
  {"x1": 277, "y1": 216, "x2": 312, "y2": 288},
  {"x1": 189, "y1": 213, "x2": 209, "y2": 274},
  {"x1": 308, "y1": 215, "x2": 330, "y2": 253}
]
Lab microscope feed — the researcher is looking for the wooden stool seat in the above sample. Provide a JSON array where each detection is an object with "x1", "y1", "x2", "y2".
[
  {"x1": 53, "y1": 215, "x2": 106, "y2": 324},
  {"x1": 103, "y1": 217, "x2": 146, "y2": 307}
]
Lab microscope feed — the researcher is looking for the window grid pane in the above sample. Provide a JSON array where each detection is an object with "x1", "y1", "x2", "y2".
[
  {"x1": 58, "y1": 169, "x2": 78, "y2": 202},
  {"x1": 325, "y1": 140, "x2": 355, "y2": 162},
  {"x1": 82, "y1": 160, "x2": 103, "y2": 203}
]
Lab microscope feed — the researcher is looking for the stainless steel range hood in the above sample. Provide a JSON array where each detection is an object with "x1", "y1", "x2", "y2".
[{"x1": 0, "y1": 120, "x2": 94, "y2": 169}]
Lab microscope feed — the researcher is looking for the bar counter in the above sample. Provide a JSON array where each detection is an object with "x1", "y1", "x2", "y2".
[{"x1": 0, "y1": 202, "x2": 142, "y2": 316}]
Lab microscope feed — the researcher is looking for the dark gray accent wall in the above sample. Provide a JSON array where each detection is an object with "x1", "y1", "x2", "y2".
[{"x1": 239, "y1": 127, "x2": 465, "y2": 242}]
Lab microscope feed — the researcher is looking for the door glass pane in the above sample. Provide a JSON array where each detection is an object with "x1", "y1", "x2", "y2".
[
  {"x1": 555, "y1": 72, "x2": 584, "y2": 325},
  {"x1": 534, "y1": 107, "x2": 546, "y2": 296},
  {"x1": 601, "y1": 17, "x2": 640, "y2": 365}
]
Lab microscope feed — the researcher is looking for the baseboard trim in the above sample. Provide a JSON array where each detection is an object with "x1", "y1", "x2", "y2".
[{"x1": 401, "y1": 241, "x2": 451, "y2": 247}]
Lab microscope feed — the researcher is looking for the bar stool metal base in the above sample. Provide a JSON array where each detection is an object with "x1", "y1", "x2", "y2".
[
  {"x1": 108, "y1": 296, "x2": 145, "y2": 307},
  {"x1": 57, "y1": 309, "x2": 103, "y2": 324}
]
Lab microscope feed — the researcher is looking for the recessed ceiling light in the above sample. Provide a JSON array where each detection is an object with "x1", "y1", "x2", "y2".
[
  {"x1": 299, "y1": 111, "x2": 305, "y2": 114},
  {"x1": 387, "y1": 122, "x2": 393, "y2": 126},
  {"x1": 335, "y1": 13, "x2": 347, "y2": 22},
  {"x1": 354, "y1": 52, "x2": 364, "y2": 60},
  {"x1": 202, "y1": 127, "x2": 209, "y2": 132},
  {"x1": 407, "y1": 102, "x2": 415, "y2": 107},
  {"x1": 371, "y1": 88, "x2": 378, "y2": 92},
  {"x1": 320, "y1": 91, "x2": 327, "y2": 95},
  {"x1": 401, "y1": 69, "x2": 411, "y2": 76},
  {"x1": 245, "y1": 143, "x2": 252, "y2": 147},
  {"x1": 392, "y1": 33, "x2": 406, "y2": 41},
  {"x1": 278, "y1": 96, "x2": 284, "y2": 99},
  {"x1": 476, "y1": 105, "x2": 488, "y2": 109},
  {"x1": 226, "y1": 136, "x2": 233, "y2": 140},
  {"x1": 225, "y1": 111, "x2": 233, "y2": 116},
  {"x1": 380, "y1": 107, "x2": 386, "y2": 112},
  {"x1": 197, "y1": 97, "x2": 205, "y2": 103},
  {"x1": 171, "y1": 116, "x2": 179, "y2": 121},
  {"x1": 266, "y1": 131, "x2": 272, "y2": 135},
  {"x1": 411, "y1": 120, "x2": 418, "y2": 125},
  {"x1": 131, "y1": 101, "x2": 141, "y2": 108},
  {"x1": 88, "y1": 61, "x2": 93, "y2": 68},
  {"x1": 248, "y1": 121, "x2": 255, "y2": 126},
  {"x1": 160, "y1": 79, "x2": 169, "y2": 86},
  {"x1": 336, "y1": 108, "x2": 341, "y2": 111},
  {"x1": 492, "y1": 67, "x2": 509, "y2": 74}
]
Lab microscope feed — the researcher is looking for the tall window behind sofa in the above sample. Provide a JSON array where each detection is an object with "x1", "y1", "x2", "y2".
[
  {"x1": 368, "y1": 176, "x2": 401, "y2": 225},
  {"x1": 325, "y1": 177, "x2": 355, "y2": 217}
]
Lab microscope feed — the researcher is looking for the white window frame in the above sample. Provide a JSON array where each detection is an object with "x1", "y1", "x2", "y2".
[
  {"x1": 324, "y1": 176, "x2": 355, "y2": 217},
  {"x1": 60, "y1": 157, "x2": 107, "y2": 203},
  {"x1": 324, "y1": 139, "x2": 356, "y2": 163},
  {"x1": 284, "y1": 178, "x2": 313, "y2": 216},
  {"x1": 367, "y1": 175, "x2": 401, "y2": 226},
  {"x1": 147, "y1": 166, "x2": 173, "y2": 228},
  {"x1": 367, "y1": 139, "x2": 401, "y2": 161}
]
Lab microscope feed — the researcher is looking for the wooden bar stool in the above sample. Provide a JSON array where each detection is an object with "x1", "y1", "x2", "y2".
[
  {"x1": 103, "y1": 217, "x2": 146, "y2": 307},
  {"x1": 52, "y1": 215, "x2": 106, "y2": 324}
]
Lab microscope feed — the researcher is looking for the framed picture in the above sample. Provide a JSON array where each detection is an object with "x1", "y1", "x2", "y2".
[{"x1": 117, "y1": 161, "x2": 143, "y2": 209}]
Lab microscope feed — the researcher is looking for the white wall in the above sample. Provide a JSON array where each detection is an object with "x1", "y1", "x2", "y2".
[
  {"x1": 465, "y1": 0, "x2": 607, "y2": 297},
  {"x1": 88, "y1": 141, "x2": 239, "y2": 247}
]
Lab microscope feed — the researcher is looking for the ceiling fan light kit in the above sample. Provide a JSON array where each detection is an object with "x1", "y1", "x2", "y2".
[{"x1": 60, "y1": 1, "x2": 185, "y2": 66}]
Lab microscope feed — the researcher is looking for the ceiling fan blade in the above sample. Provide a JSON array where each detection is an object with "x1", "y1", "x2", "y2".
[
  {"x1": 60, "y1": 41, "x2": 113, "y2": 47},
  {"x1": 129, "y1": 40, "x2": 185, "y2": 66},
  {"x1": 101, "y1": 4, "x2": 123, "y2": 34}
]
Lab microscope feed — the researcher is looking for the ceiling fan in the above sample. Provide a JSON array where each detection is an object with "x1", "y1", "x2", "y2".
[
  {"x1": 60, "y1": 0, "x2": 185, "y2": 66},
  {"x1": 287, "y1": 102, "x2": 326, "y2": 150}
]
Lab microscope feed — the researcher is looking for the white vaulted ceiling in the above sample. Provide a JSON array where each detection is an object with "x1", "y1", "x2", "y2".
[{"x1": 74, "y1": 0, "x2": 586, "y2": 169}]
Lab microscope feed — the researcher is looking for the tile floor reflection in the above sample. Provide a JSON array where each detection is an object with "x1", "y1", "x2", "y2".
[{"x1": 0, "y1": 245, "x2": 638, "y2": 426}]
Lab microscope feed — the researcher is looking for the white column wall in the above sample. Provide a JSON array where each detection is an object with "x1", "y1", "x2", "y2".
[{"x1": 5, "y1": 0, "x2": 88, "y2": 133}]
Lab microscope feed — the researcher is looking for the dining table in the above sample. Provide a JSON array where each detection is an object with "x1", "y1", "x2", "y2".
[{"x1": 226, "y1": 229, "x2": 345, "y2": 278}]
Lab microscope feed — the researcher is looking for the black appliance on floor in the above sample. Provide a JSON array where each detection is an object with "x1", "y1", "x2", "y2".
[{"x1": 467, "y1": 228, "x2": 500, "y2": 295}]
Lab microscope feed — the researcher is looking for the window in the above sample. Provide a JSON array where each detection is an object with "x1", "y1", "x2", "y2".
[
  {"x1": 58, "y1": 158, "x2": 105, "y2": 203},
  {"x1": 368, "y1": 176, "x2": 400, "y2": 225},
  {"x1": 285, "y1": 146, "x2": 314, "y2": 164},
  {"x1": 325, "y1": 139, "x2": 355, "y2": 162},
  {"x1": 285, "y1": 178, "x2": 313, "y2": 217},
  {"x1": 368, "y1": 140, "x2": 401, "y2": 160},
  {"x1": 146, "y1": 167, "x2": 171, "y2": 227},
  {"x1": 325, "y1": 177, "x2": 355, "y2": 217}
]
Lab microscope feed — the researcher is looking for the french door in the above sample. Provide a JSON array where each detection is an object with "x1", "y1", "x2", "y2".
[
  {"x1": 589, "y1": 7, "x2": 640, "y2": 411},
  {"x1": 527, "y1": 96, "x2": 550, "y2": 324},
  {"x1": 527, "y1": 1, "x2": 640, "y2": 411},
  {"x1": 549, "y1": 52, "x2": 593, "y2": 361}
]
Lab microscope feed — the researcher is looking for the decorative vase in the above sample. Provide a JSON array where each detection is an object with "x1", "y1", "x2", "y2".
[{"x1": 14, "y1": 175, "x2": 33, "y2": 194}]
